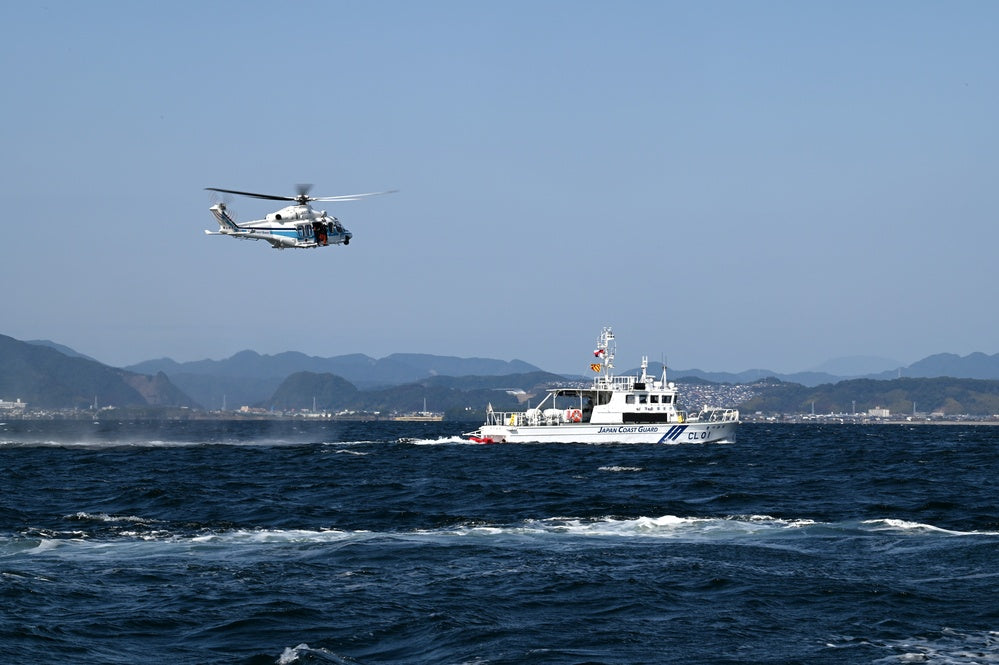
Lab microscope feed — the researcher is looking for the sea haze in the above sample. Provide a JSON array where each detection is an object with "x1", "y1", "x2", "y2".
[{"x1": 3, "y1": 420, "x2": 999, "y2": 664}]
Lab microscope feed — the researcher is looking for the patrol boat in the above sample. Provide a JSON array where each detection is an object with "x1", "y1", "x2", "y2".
[{"x1": 466, "y1": 327, "x2": 738, "y2": 444}]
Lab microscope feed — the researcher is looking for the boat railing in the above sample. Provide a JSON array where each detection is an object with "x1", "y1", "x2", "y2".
[
  {"x1": 487, "y1": 410, "x2": 520, "y2": 426},
  {"x1": 486, "y1": 408, "x2": 575, "y2": 427},
  {"x1": 593, "y1": 375, "x2": 639, "y2": 391},
  {"x1": 692, "y1": 408, "x2": 740, "y2": 423}
]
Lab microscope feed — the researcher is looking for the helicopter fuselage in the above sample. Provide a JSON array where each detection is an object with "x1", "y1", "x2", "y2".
[{"x1": 206, "y1": 203, "x2": 352, "y2": 250}]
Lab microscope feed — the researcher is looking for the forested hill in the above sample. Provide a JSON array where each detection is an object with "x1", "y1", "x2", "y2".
[
  {"x1": 266, "y1": 370, "x2": 564, "y2": 416},
  {"x1": 0, "y1": 335, "x2": 198, "y2": 409},
  {"x1": 741, "y1": 376, "x2": 999, "y2": 416}
]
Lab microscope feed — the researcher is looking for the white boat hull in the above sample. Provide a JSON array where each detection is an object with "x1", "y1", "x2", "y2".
[{"x1": 476, "y1": 421, "x2": 736, "y2": 444}]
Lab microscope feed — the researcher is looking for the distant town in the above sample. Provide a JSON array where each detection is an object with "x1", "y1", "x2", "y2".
[
  {"x1": 5, "y1": 381, "x2": 999, "y2": 425},
  {"x1": 678, "y1": 383, "x2": 999, "y2": 425}
]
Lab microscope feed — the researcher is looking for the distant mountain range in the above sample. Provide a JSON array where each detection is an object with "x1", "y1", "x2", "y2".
[
  {"x1": 652, "y1": 353, "x2": 999, "y2": 388},
  {"x1": 6, "y1": 333, "x2": 999, "y2": 415},
  {"x1": 124, "y1": 351, "x2": 542, "y2": 410}
]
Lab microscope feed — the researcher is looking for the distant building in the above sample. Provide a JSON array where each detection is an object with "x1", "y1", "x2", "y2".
[
  {"x1": 0, "y1": 398, "x2": 27, "y2": 414},
  {"x1": 867, "y1": 406, "x2": 890, "y2": 418}
]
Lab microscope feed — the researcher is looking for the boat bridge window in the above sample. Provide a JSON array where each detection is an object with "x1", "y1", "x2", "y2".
[
  {"x1": 596, "y1": 391, "x2": 611, "y2": 406},
  {"x1": 638, "y1": 394, "x2": 648, "y2": 404},
  {"x1": 650, "y1": 395, "x2": 659, "y2": 404},
  {"x1": 626, "y1": 395, "x2": 635, "y2": 404}
]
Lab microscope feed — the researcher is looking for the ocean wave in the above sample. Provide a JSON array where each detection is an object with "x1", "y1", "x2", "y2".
[
  {"x1": 187, "y1": 528, "x2": 362, "y2": 545},
  {"x1": 330, "y1": 448, "x2": 369, "y2": 455},
  {"x1": 321, "y1": 440, "x2": 383, "y2": 446},
  {"x1": 861, "y1": 518, "x2": 998, "y2": 537},
  {"x1": 460, "y1": 514, "x2": 820, "y2": 540},
  {"x1": 829, "y1": 628, "x2": 999, "y2": 664},
  {"x1": 12, "y1": 513, "x2": 996, "y2": 558},
  {"x1": 65, "y1": 511, "x2": 157, "y2": 524},
  {"x1": 278, "y1": 643, "x2": 359, "y2": 664}
]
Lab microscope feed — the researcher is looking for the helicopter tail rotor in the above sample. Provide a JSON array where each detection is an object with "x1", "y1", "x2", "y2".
[{"x1": 208, "y1": 190, "x2": 237, "y2": 221}]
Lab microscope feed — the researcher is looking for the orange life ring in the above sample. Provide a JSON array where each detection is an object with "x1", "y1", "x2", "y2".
[{"x1": 567, "y1": 409, "x2": 582, "y2": 423}]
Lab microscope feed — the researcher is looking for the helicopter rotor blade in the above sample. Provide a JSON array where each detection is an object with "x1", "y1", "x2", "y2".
[
  {"x1": 205, "y1": 187, "x2": 295, "y2": 202},
  {"x1": 310, "y1": 189, "x2": 399, "y2": 202},
  {"x1": 206, "y1": 186, "x2": 398, "y2": 205}
]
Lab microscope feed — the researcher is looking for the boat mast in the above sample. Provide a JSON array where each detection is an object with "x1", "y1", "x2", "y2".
[{"x1": 593, "y1": 326, "x2": 616, "y2": 384}]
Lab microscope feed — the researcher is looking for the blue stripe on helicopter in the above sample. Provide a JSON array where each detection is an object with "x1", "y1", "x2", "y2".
[{"x1": 236, "y1": 228, "x2": 297, "y2": 236}]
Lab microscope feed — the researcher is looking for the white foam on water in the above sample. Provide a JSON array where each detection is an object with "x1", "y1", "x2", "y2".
[
  {"x1": 859, "y1": 628, "x2": 999, "y2": 664},
  {"x1": 278, "y1": 642, "x2": 357, "y2": 664},
  {"x1": 324, "y1": 439, "x2": 382, "y2": 446},
  {"x1": 65, "y1": 511, "x2": 156, "y2": 525},
  {"x1": 11, "y1": 512, "x2": 999, "y2": 562},
  {"x1": 197, "y1": 528, "x2": 360, "y2": 544},
  {"x1": 861, "y1": 518, "x2": 999, "y2": 537},
  {"x1": 31, "y1": 538, "x2": 73, "y2": 554},
  {"x1": 438, "y1": 514, "x2": 817, "y2": 543},
  {"x1": 405, "y1": 435, "x2": 480, "y2": 445}
]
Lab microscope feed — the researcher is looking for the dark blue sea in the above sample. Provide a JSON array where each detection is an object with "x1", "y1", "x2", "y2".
[{"x1": 3, "y1": 420, "x2": 999, "y2": 664}]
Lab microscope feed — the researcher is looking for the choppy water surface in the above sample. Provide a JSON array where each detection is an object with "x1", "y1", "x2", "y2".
[{"x1": 3, "y1": 420, "x2": 999, "y2": 663}]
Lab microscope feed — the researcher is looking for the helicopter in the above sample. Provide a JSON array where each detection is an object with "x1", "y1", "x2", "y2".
[{"x1": 204, "y1": 184, "x2": 396, "y2": 249}]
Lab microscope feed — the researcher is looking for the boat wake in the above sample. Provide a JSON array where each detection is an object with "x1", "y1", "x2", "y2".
[{"x1": 398, "y1": 435, "x2": 478, "y2": 445}]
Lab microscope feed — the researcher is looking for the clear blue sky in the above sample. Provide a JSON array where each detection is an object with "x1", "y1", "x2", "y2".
[{"x1": 3, "y1": 1, "x2": 997, "y2": 375}]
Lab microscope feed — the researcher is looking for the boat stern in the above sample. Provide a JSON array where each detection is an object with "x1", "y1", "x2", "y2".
[{"x1": 465, "y1": 428, "x2": 504, "y2": 444}]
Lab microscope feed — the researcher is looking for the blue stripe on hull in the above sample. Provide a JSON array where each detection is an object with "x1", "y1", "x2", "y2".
[{"x1": 659, "y1": 425, "x2": 688, "y2": 443}]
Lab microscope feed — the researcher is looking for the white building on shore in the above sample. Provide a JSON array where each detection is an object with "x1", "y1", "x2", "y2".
[{"x1": 0, "y1": 398, "x2": 27, "y2": 414}]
